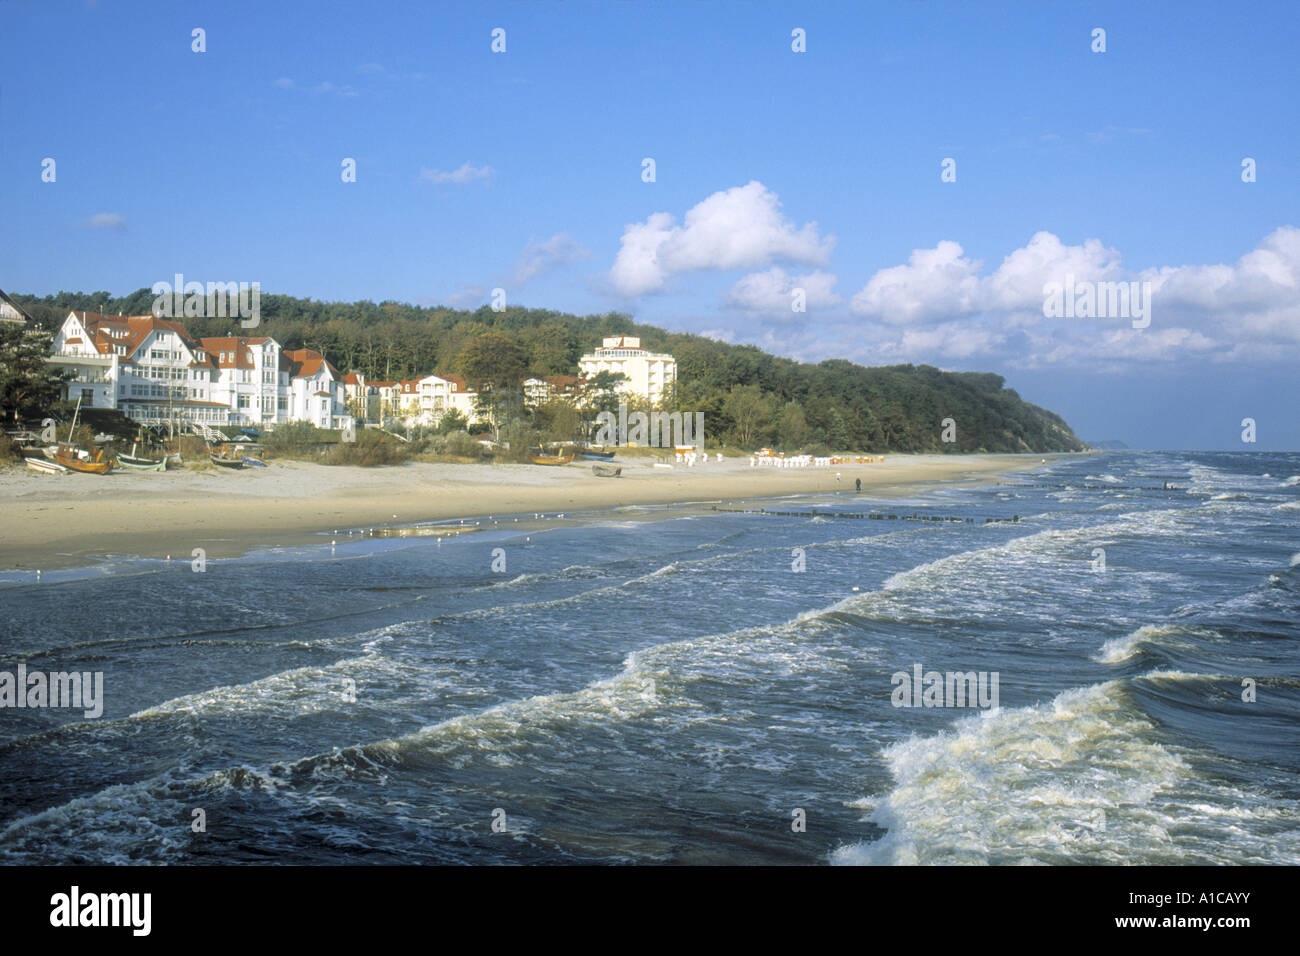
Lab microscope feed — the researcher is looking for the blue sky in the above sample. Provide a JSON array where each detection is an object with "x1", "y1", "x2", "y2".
[{"x1": 3, "y1": 0, "x2": 1297, "y2": 449}]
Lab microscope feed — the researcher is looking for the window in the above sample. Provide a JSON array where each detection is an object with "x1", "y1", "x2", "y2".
[
  {"x1": 81, "y1": 388, "x2": 94, "y2": 406},
  {"x1": 277, "y1": 397, "x2": 287, "y2": 411},
  {"x1": 238, "y1": 396, "x2": 249, "y2": 409}
]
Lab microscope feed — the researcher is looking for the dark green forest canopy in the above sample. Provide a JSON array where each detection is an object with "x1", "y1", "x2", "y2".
[{"x1": 14, "y1": 289, "x2": 1085, "y2": 453}]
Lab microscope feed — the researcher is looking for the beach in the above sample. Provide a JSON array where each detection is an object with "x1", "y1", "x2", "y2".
[{"x1": 0, "y1": 453, "x2": 1063, "y2": 570}]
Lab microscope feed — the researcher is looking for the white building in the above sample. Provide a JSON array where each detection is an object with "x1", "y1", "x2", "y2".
[
  {"x1": 281, "y1": 348, "x2": 350, "y2": 429},
  {"x1": 0, "y1": 289, "x2": 31, "y2": 324},
  {"x1": 48, "y1": 311, "x2": 352, "y2": 431},
  {"x1": 578, "y1": 336, "x2": 675, "y2": 406},
  {"x1": 393, "y1": 373, "x2": 484, "y2": 427},
  {"x1": 51, "y1": 311, "x2": 229, "y2": 424}
]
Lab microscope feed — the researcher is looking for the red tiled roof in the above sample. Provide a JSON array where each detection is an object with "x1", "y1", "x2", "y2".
[
  {"x1": 281, "y1": 348, "x2": 339, "y2": 380},
  {"x1": 66, "y1": 312, "x2": 216, "y2": 369},
  {"x1": 543, "y1": 374, "x2": 582, "y2": 389},
  {"x1": 436, "y1": 372, "x2": 472, "y2": 393}
]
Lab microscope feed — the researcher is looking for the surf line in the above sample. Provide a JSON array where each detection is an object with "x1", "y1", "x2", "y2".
[{"x1": 711, "y1": 506, "x2": 1021, "y2": 525}]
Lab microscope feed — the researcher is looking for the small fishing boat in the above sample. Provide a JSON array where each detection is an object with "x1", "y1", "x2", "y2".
[
  {"x1": 25, "y1": 456, "x2": 69, "y2": 475},
  {"x1": 51, "y1": 396, "x2": 113, "y2": 474},
  {"x1": 580, "y1": 446, "x2": 616, "y2": 461},
  {"x1": 241, "y1": 456, "x2": 267, "y2": 468},
  {"x1": 529, "y1": 452, "x2": 575, "y2": 466},
  {"x1": 210, "y1": 445, "x2": 246, "y2": 469},
  {"x1": 116, "y1": 443, "x2": 167, "y2": 472},
  {"x1": 54, "y1": 442, "x2": 112, "y2": 474},
  {"x1": 592, "y1": 464, "x2": 622, "y2": 477}
]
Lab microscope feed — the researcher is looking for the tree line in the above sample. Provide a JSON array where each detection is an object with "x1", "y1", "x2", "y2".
[{"x1": 11, "y1": 289, "x2": 1086, "y2": 453}]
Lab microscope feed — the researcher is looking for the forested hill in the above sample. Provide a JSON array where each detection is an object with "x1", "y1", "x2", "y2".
[{"x1": 16, "y1": 289, "x2": 1085, "y2": 454}]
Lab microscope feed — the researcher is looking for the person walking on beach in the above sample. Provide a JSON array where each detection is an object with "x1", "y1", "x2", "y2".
[{"x1": 855, "y1": 477, "x2": 861, "y2": 493}]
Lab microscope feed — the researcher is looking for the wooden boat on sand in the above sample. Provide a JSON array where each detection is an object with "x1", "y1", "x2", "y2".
[
  {"x1": 592, "y1": 464, "x2": 622, "y2": 477},
  {"x1": 53, "y1": 442, "x2": 112, "y2": 474},
  {"x1": 51, "y1": 396, "x2": 113, "y2": 474},
  {"x1": 25, "y1": 456, "x2": 69, "y2": 475},
  {"x1": 529, "y1": 452, "x2": 575, "y2": 465},
  {"x1": 116, "y1": 443, "x2": 167, "y2": 472},
  {"x1": 210, "y1": 445, "x2": 246, "y2": 469}
]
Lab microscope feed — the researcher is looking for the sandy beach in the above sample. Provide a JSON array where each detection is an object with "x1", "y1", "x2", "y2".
[{"x1": 0, "y1": 453, "x2": 1069, "y2": 570}]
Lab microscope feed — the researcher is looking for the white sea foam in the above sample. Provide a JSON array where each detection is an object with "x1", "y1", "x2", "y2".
[
  {"x1": 1094, "y1": 624, "x2": 1220, "y2": 664},
  {"x1": 831, "y1": 680, "x2": 1300, "y2": 866}
]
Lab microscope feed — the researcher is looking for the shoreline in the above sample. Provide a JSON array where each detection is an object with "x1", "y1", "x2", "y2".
[{"x1": 0, "y1": 453, "x2": 1074, "y2": 572}]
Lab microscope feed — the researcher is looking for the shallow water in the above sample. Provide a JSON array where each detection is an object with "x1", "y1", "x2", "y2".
[{"x1": 1, "y1": 451, "x2": 1296, "y2": 864}]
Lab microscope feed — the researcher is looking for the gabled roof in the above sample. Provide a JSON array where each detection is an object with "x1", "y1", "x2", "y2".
[
  {"x1": 0, "y1": 289, "x2": 32, "y2": 324},
  {"x1": 281, "y1": 348, "x2": 339, "y2": 380},
  {"x1": 66, "y1": 311, "x2": 215, "y2": 368},
  {"x1": 198, "y1": 336, "x2": 268, "y2": 370},
  {"x1": 543, "y1": 374, "x2": 582, "y2": 389},
  {"x1": 436, "y1": 372, "x2": 472, "y2": 393}
]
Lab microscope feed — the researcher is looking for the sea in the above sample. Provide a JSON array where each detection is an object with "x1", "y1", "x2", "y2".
[{"x1": 0, "y1": 450, "x2": 1296, "y2": 865}]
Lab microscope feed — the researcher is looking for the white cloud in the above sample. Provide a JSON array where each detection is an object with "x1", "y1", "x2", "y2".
[
  {"x1": 273, "y1": 77, "x2": 357, "y2": 97},
  {"x1": 850, "y1": 240, "x2": 981, "y2": 324},
  {"x1": 843, "y1": 227, "x2": 1300, "y2": 366},
  {"x1": 609, "y1": 181, "x2": 833, "y2": 296},
  {"x1": 984, "y1": 231, "x2": 1122, "y2": 313},
  {"x1": 311, "y1": 81, "x2": 357, "y2": 97},
  {"x1": 419, "y1": 163, "x2": 494, "y2": 186},
  {"x1": 726, "y1": 267, "x2": 841, "y2": 318},
  {"x1": 510, "y1": 233, "x2": 589, "y2": 286},
  {"x1": 83, "y1": 212, "x2": 125, "y2": 230},
  {"x1": 444, "y1": 284, "x2": 487, "y2": 309}
]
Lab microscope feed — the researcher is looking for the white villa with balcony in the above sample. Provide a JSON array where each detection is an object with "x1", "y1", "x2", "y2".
[
  {"x1": 578, "y1": 335, "x2": 676, "y2": 406},
  {"x1": 393, "y1": 373, "x2": 484, "y2": 427},
  {"x1": 49, "y1": 311, "x2": 352, "y2": 431}
]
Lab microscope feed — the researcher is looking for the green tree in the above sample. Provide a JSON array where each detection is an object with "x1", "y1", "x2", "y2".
[
  {"x1": 776, "y1": 401, "x2": 809, "y2": 450},
  {"x1": 457, "y1": 332, "x2": 529, "y2": 438},
  {"x1": 0, "y1": 324, "x2": 68, "y2": 426},
  {"x1": 723, "y1": 384, "x2": 770, "y2": 449},
  {"x1": 437, "y1": 407, "x2": 468, "y2": 435},
  {"x1": 826, "y1": 406, "x2": 850, "y2": 450}
]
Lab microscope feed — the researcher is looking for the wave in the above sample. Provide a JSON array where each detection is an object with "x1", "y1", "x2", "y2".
[
  {"x1": 1094, "y1": 624, "x2": 1221, "y2": 664},
  {"x1": 831, "y1": 680, "x2": 1300, "y2": 865}
]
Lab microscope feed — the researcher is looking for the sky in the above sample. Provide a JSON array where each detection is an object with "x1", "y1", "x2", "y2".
[{"x1": 2, "y1": 0, "x2": 1297, "y2": 449}]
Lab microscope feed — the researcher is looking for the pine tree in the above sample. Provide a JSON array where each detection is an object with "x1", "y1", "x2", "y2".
[{"x1": 0, "y1": 324, "x2": 67, "y2": 426}]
